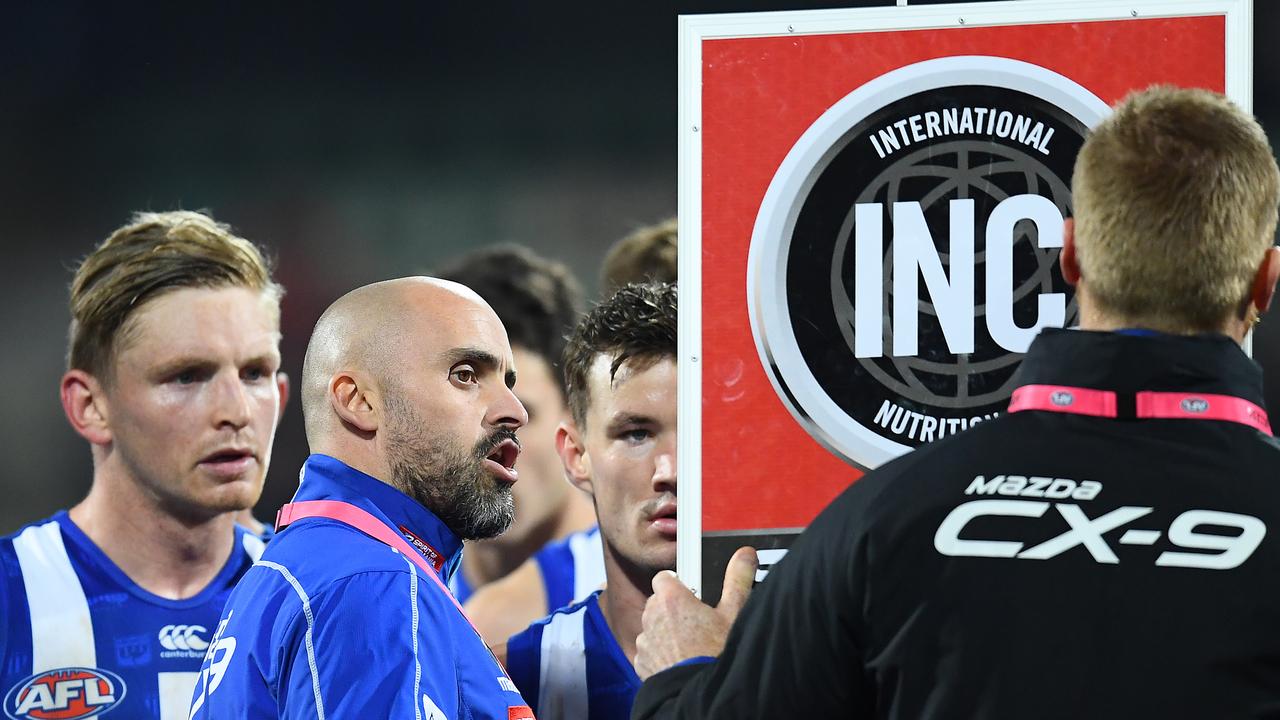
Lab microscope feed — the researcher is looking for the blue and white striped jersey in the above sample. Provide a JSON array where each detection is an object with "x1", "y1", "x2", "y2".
[
  {"x1": 189, "y1": 454, "x2": 532, "y2": 719},
  {"x1": 534, "y1": 526, "x2": 605, "y2": 611},
  {"x1": 0, "y1": 511, "x2": 265, "y2": 720},
  {"x1": 506, "y1": 591, "x2": 641, "y2": 720},
  {"x1": 449, "y1": 525, "x2": 605, "y2": 610}
]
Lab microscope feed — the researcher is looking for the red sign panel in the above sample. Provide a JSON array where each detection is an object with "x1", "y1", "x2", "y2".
[{"x1": 688, "y1": 7, "x2": 1235, "y2": 600}]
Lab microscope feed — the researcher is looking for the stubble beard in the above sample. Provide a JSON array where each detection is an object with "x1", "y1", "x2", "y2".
[{"x1": 384, "y1": 398, "x2": 515, "y2": 541}]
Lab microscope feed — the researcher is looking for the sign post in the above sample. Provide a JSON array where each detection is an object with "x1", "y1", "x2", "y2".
[{"x1": 677, "y1": 0, "x2": 1252, "y2": 601}]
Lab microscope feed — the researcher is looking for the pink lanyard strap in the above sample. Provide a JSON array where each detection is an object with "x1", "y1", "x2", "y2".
[
  {"x1": 275, "y1": 500, "x2": 478, "y2": 632},
  {"x1": 1008, "y1": 384, "x2": 1272, "y2": 434},
  {"x1": 275, "y1": 499, "x2": 530, "y2": 705}
]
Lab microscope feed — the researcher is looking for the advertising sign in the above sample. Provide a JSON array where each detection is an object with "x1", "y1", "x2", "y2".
[{"x1": 678, "y1": 0, "x2": 1252, "y2": 601}]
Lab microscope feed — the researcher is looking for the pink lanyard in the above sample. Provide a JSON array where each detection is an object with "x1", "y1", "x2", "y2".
[
  {"x1": 1008, "y1": 384, "x2": 1272, "y2": 434},
  {"x1": 275, "y1": 499, "x2": 531, "y2": 709},
  {"x1": 275, "y1": 500, "x2": 478, "y2": 633}
]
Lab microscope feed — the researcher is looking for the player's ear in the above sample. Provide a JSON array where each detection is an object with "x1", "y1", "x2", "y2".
[
  {"x1": 61, "y1": 369, "x2": 111, "y2": 446},
  {"x1": 556, "y1": 419, "x2": 594, "y2": 497},
  {"x1": 329, "y1": 371, "x2": 378, "y2": 435},
  {"x1": 1060, "y1": 217, "x2": 1082, "y2": 286},
  {"x1": 276, "y1": 371, "x2": 291, "y2": 423},
  {"x1": 1249, "y1": 245, "x2": 1280, "y2": 315}
]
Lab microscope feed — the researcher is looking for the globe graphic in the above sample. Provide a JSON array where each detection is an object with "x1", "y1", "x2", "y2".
[{"x1": 829, "y1": 139, "x2": 1079, "y2": 411}]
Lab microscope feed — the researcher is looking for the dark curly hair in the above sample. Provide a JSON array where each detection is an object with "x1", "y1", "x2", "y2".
[
  {"x1": 563, "y1": 282, "x2": 677, "y2": 427},
  {"x1": 437, "y1": 244, "x2": 584, "y2": 398}
]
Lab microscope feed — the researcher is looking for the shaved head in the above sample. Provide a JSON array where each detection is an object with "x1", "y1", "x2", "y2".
[
  {"x1": 301, "y1": 277, "x2": 488, "y2": 441},
  {"x1": 301, "y1": 276, "x2": 529, "y2": 539}
]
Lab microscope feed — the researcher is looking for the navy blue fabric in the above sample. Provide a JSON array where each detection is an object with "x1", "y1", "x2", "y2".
[{"x1": 0, "y1": 511, "x2": 258, "y2": 719}]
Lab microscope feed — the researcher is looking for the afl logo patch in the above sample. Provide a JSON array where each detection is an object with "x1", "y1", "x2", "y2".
[
  {"x1": 748, "y1": 56, "x2": 1109, "y2": 469},
  {"x1": 4, "y1": 667, "x2": 126, "y2": 719}
]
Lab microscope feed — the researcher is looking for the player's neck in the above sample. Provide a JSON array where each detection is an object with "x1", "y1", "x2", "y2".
[
  {"x1": 555, "y1": 489, "x2": 599, "y2": 538},
  {"x1": 1076, "y1": 288, "x2": 1248, "y2": 344},
  {"x1": 462, "y1": 492, "x2": 597, "y2": 586},
  {"x1": 69, "y1": 472, "x2": 237, "y2": 601},
  {"x1": 462, "y1": 538, "x2": 531, "y2": 587},
  {"x1": 597, "y1": 545, "x2": 659, "y2": 665}
]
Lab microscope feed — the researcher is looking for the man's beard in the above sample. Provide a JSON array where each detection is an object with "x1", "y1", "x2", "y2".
[{"x1": 384, "y1": 398, "x2": 516, "y2": 540}]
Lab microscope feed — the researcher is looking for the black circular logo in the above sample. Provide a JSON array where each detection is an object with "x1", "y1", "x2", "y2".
[{"x1": 749, "y1": 57, "x2": 1109, "y2": 469}]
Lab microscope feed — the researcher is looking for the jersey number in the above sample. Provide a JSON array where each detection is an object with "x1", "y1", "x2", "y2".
[{"x1": 187, "y1": 613, "x2": 237, "y2": 719}]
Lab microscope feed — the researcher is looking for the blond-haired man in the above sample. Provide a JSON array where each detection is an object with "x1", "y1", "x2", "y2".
[
  {"x1": 0, "y1": 211, "x2": 287, "y2": 719},
  {"x1": 633, "y1": 86, "x2": 1280, "y2": 718}
]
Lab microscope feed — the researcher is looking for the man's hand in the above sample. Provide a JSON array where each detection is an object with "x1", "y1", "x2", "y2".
[{"x1": 634, "y1": 546, "x2": 758, "y2": 679}]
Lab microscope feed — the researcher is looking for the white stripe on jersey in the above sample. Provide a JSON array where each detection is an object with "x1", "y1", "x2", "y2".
[
  {"x1": 538, "y1": 604, "x2": 588, "y2": 719},
  {"x1": 257, "y1": 560, "x2": 326, "y2": 720},
  {"x1": 12, "y1": 520, "x2": 96, "y2": 671},
  {"x1": 570, "y1": 530, "x2": 605, "y2": 602},
  {"x1": 158, "y1": 671, "x2": 199, "y2": 720},
  {"x1": 242, "y1": 532, "x2": 266, "y2": 562}
]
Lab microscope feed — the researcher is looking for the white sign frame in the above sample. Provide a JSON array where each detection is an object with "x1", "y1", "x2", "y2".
[{"x1": 677, "y1": 0, "x2": 1253, "y2": 594}]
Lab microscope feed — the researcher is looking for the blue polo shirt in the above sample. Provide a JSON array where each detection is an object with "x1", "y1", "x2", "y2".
[{"x1": 188, "y1": 454, "x2": 531, "y2": 719}]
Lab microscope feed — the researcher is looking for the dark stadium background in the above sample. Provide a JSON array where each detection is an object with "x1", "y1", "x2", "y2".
[{"x1": 1, "y1": 0, "x2": 1277, "y2": 533}]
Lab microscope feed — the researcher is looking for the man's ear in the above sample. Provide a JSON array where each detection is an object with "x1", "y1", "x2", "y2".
[
  {"x1": 329, "y1": 371, "x2": 379, "y2": 434},
  {"x1": 61, "y1": 370, "x2": 111, "y2": 446},
  {"x1": 1249, "y1": 245, "x2": 1280, "y2": 315},
  {"x1": 1060, "y1": 217, "x2": 1082, "y2": 286},
  {"x1": 276, "y1": 371, "x2": 291, "y2": 423},
  {"x1": 556, "y1": 420, "x2": 594, "y2": 497}
]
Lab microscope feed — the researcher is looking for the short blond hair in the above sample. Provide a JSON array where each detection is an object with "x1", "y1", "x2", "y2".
[
  {"x1": 600, "y1": 217, "x2": 677, "y2": 296},
  {"x1": 1073, "y1": 86, "x2": 1280, "y2": 332},
  {"x1": 69, "y1": 210, "x2": 282, "y2": 378}
]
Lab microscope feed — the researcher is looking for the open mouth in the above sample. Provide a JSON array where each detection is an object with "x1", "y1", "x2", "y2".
[
  {"x1": 198, "y1": 447, "x2": 256, "y2": 475},
  {"x1": 482, "y1": 439, "x2": 521, "y2": 483}
]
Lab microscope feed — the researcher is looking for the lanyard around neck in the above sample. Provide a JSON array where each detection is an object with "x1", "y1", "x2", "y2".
[
  {"x1": 1007, "y1": 384, "x2": 1272, "y2": 434},
  {"x1": 274, "y1": 499, "x2": 530, "y2": 696},
  {"x1": 275, "y1": 500, "x2": 473, "y2": 626}
]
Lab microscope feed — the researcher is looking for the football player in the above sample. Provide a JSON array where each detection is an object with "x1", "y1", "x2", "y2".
[
  {"x1": 499, "y1": 283, "x2": 679, "y2": 718},
  {"x1": 0, "y1": 211, "x2": 286, "y2": 719}
]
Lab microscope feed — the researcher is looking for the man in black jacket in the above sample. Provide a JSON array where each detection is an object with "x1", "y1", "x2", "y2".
[{"x1": 631, "y1": 86, "x2": 1280, "y2": 718}]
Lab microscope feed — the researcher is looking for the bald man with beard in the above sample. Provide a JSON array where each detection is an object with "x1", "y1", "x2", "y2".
[{"x1": 188, "y1": 277, "x2": 536, "y2": 720}]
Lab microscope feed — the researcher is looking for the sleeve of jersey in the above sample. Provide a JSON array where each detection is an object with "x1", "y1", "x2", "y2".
[
  {"x1": 631, "y1": 482, "x2": 878, "y2": 719},
  {"x1": 279, "y1": 570, "x2": 463, "y2": 720}
]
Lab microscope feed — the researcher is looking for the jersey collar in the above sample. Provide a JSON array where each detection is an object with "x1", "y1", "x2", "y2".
[
  {"x1": 1014, "y1": 328, "x2": 1265, "y2": 409},
  {"x1": 292, "y1": 454, "x2": 464, "y2": 581}
]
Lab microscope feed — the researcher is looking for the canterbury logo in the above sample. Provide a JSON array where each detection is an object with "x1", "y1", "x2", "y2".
[{"x1": 158, "y1": 624, "x2": 209, "y2": 652}]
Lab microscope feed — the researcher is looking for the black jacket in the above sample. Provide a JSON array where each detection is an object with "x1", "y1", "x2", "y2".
[{"x1": 634, "y1": 329, "x2": 1280, "y2": 719}]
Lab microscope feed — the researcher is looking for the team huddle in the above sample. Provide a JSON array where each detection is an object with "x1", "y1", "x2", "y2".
[
  {"x1": 0, "y1": 209, "x2": 678, "y2": 719},
  {"x1": 3, "y1": 85, "x2": 1280, "y2": 719}
]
